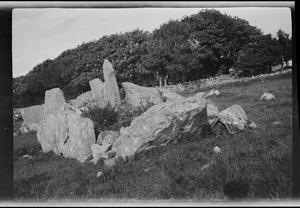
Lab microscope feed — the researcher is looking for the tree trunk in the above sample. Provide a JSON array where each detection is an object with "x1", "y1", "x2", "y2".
[
  {"x1": 164, "y1": 75, "x2": 168, "y2": 87},
  {"x1": 159, "y1": 76, "x2": 163, "y2": 88}
]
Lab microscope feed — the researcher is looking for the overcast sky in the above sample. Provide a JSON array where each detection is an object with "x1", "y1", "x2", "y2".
[{"x1": 12, "y1": 7, "x2": 292, "y2": 78}]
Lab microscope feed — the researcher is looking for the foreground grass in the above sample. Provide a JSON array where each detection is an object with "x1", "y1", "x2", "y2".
[{"x1": 13, "y1": 72, "x2": 292, "y2": 202}]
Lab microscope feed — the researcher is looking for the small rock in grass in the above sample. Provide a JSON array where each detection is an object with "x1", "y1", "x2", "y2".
[
  {"x1": 22, "y1": 155, "x2": 32, "y2": 159},
  {"x1": 104, "y1": 158, "x2": 116, "y2": 168},
  {"x1": 96, "y1": 171, "x2": 103, "y2": 178},
  {"x1": 272, "y1": 121, "x2": 281, "y2": 125},
  {"x1": 249, "y1": 121, "x2": 257, "y2": 129},
  {"x1": 260, "y1": 92, "x2": 275, "y2": 101},
  {"x1": 144, "y1": 167, "x2": 151, "y2": 173},
  {"x1": 213, "y1": 146, "x2": 221, "y2": 154},
  {"x1": 200, "y1": 164, "x2": 210, "y2": 171}
]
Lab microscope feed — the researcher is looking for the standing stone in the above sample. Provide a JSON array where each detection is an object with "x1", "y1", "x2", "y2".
[
  {"x1": 89, "y1": 79, "x2": 107, "y2": 107},
  {"x1": 37, "y1": 103, "x2": 96, "y2": 163},
  {"x1": 44, "y1": 88, "x2": 66, "y2": 116},
  {"x1": 19, "y1": 104, "x2": 45, "y2": 129},
  {"x1": 103, "y1": 59, "x2": 121, "y2": 107}
]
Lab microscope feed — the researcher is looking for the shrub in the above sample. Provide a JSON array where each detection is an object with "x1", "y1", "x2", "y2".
[
  {"x1": 81, "y1": 104, "x2": 119, "y2": 137},
  {"x1": 82, "y1": 102, "x2": 156, "y2": 136}
]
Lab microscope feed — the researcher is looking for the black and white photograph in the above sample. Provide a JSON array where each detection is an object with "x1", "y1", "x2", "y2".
[{"x1": 3, "y1": 1, "x2": 298, "y2": 206}]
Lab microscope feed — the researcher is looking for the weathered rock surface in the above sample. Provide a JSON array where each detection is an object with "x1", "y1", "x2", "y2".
[
  {"x1": 19, "y1": 104, "x2": 45, "y2": 128},
  {"x1": 219, "y1": 104, "x2": 248, "y2": 131},
  {"x1": 90, "y1": 143, "x2": 112, "y2": 164},
  {"x1": 206, "y1": 100, "x2": 219, "y2": 125},
  {"x1": 69, "y1": 90, "x2": 106, "y2": 111},
  {"x1": 89, "y1": 79, "x2": 107, "y2": 107},
  {"x1": 213, "y1": 146, "x2": 221, "y2": 154},
  {"x1": 37, "y1": 103, "x2": 96, "y2": 163},
  {"x1": 77, "y1": 91, "x2": 96, "y2": 104},
  {"x1": 44, "y1": 88, "x2": 66, "y2": 116},
  {"x1": 20, "y1": 125, "x2": 30, "y2": 134},
  {"x1": 158, "y1": 88, "x2": 184, "y2": 103},
  {"x1": 260, "y1": 92, "x2": 276, "y2": 101},
  {"x1": 194, "y1": 92, "x2": 206, "y2": 97},
  {"x1": 249, "y1": 121, "x2": 257, "y2": 129},
  {"x1": 103, "y1": 59, "x2": 121, "y2": 107},
  {"x1": 112, "y1": 95, "x2": 207, "y2": 159},
  {"x1": 97, "y1": 130, "x2": 119, "y2": 146},
  {"x1": 203, "y1": 89, "x2": 220, "y2": 98},
  {"x1": 122, "y1": 82, "x2": 162, "y2": 108},
  {"x1": 104, "y1": 158, "x2": 116, "y2": 167}
]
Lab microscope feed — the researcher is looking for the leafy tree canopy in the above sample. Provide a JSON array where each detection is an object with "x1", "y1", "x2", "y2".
[{"x1": 13, "y1": 9, "x2": 291, "y2": 108}]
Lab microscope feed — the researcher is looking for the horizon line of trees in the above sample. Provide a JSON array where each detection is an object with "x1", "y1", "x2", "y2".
[{"x1": 13, "y1": 9, "x2": 292, "y2": 108}]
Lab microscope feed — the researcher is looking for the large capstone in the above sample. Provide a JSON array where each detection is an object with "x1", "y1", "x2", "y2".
[
  {"x1": 103, "y1": 59, "x2": 121, "y2": 107},
  {"x1": 112, "y1": 95, "x2": 208, "y2": 159},
  {"x1": 122, "y1": 82, "x2": 163, "y2": 108},
  {"x1": 37, "y1": 103, "x2": 96, "y2": 163},
  {"x1": 158, "y1": 88, "x2": 184, "y2": 103}
]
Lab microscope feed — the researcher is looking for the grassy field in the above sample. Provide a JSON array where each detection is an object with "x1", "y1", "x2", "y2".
[{"x1": 13, "y1": 72, "x2": 293, "y2": 203}]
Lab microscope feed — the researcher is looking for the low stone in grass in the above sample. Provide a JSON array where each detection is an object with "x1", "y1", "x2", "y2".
[
  {"x1": 96, "y1": 171, "x2": 104, "y2": 178},
  {"x1": 90, "y1": 144, "x2": 112, "y2": 164},
  {"x1": 260, "y1": 92, "x2": 276, "y2": 101},
  {"x1": 213, "y1": 146, "x2": 221, "y2": 154},
  {"x1": 219, "y1": 104, "x2": 249, "y2": 132},
  {"x1": 249, "y1": 121, "x2": 257, "y2": 129},
  {"x1": 104, "y1": 157, "x2": 116, "y2": 167}
]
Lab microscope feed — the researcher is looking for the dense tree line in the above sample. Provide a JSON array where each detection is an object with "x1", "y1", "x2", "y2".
[{"x1": 13, "y1": 9, "x2": 292, "y2": 108}]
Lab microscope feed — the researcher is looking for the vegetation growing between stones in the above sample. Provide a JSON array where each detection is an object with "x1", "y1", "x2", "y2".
[
  {"x1": 13, "y1": 72, "x2": 292, "y2": 201},
  {"x1": 81, "y1": 102, "x2": 155, "y2": 138}
]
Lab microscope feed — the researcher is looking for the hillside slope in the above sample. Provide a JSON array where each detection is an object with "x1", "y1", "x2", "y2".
[{"x1": 14, "y1": 72, "x2": 292, "y2": 201}]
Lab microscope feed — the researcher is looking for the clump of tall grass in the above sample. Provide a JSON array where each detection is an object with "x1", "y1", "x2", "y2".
[{"x1": 81, "y1": 101, "x2": 155, "y2": 137}]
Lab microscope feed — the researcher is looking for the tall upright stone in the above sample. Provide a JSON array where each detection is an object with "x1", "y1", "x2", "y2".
[
  {"x1": 44, "y1": 88, "x2": 66, "y2": 116},
  {"x1": 89, "y1": 78, "x2": 107, "y2": 107},
  {"x1": 37, "y1": 103, "x2": 96, "y2": 163},
  {"x1": 103, "y1": 59, "x2": 121, "y2": 107}
]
